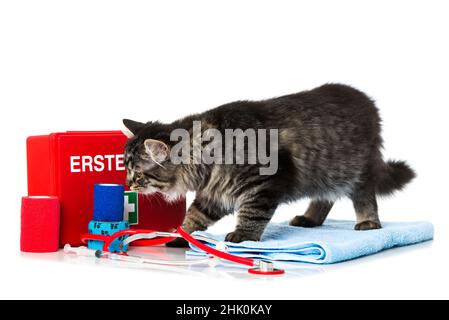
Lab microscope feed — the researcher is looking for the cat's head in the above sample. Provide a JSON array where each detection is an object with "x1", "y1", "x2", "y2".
[{"x1": 122, "y1": 119, "x2": 186, "y2": 201}]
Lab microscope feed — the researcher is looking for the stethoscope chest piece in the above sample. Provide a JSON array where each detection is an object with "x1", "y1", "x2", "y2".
[{"x1": 248, "y1": 260, "x2": 285, "y2": 276}]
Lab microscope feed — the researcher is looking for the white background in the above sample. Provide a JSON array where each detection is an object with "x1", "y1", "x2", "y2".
[{"x1": 1, "y1": 0, "x2": 448, "y2": 299}]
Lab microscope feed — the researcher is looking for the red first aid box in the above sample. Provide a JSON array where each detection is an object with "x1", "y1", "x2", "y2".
[{"x1": 26, "y1": 131, "x2": 186, "y2": 246}]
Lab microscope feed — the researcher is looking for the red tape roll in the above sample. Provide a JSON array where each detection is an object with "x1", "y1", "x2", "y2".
[{"x1": 21, "y1": 196, "x2": 60, "y2": 253}]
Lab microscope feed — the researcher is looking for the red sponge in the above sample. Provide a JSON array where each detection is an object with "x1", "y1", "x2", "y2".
[{"x1": 21, "y1": 196, "x2": 60, "y2": 252}]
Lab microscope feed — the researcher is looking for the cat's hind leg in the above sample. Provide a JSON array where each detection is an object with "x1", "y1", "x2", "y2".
[
  {"x1": 351, "y1": 185, "x2": 381, "y2": 230},
  {"x1": 290, "y1": 200, "x2": 333, "y2": 228}
]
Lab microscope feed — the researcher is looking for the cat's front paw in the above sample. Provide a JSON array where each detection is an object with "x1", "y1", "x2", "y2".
[
  {"x1": 166, "y1": 237, "x2": 190, "y2": 248},
  {"x1": 225, "y1": 230, "x2": 260, "y2": 243}
]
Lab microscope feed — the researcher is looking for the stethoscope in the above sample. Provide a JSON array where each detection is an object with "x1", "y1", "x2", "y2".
[{"x1": 64, "y1": 227, "x2": 285, "y2": 276}]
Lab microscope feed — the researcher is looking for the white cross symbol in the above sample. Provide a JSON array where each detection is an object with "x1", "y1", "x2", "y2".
[{"x1": 123, "y1": 195, "x2": 135, "y2": 221}]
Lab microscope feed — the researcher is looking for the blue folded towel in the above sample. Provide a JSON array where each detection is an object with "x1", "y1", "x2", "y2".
[{"x1": 187, "y1": 219, "x2": 434, "y2": 264}]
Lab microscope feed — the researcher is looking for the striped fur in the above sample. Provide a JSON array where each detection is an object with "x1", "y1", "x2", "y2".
[{"x1": 123, "y1": 84, "x2": 415, "y2": 244}]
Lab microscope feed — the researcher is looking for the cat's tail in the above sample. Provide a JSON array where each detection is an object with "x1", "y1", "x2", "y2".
[{"x1": 376, "y1": 160, "x2": 416, "y2": 196}]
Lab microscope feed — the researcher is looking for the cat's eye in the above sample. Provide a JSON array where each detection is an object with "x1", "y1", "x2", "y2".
[{"x1": 135, "y1": 172, "x2": 144, "y2": 179}]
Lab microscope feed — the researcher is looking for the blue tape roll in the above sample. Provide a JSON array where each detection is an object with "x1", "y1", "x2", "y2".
[
  {"x1": 93, "y1": 184, "x2": 124, "y2": 222},
  {"x1": 87, "y1": 220, "x2": 129, "y2": 253}
]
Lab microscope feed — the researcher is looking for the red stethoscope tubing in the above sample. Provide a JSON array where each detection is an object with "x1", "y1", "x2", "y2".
[
  {"x1": 80, "y1": 229, "x2": 176, "y2": 251},
  {"x1": 80, "y1": 227, "x2": 284, "y2": 275},
  {"x1": 80, "y1": 227, "x2": 254, "y2": 266},
  {"x1": 176, "y1": 227, "x2": 255, "y2": 267}
]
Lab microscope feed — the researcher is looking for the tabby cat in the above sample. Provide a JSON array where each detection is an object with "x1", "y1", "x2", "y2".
[{"x1": 123, "y1": 84, "x2": 415, "y2": 246}]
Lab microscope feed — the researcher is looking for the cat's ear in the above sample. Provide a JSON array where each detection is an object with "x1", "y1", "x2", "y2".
[
  {"x1": 144, "y1": 139, "x2": 169, "y2": 164},
  {"x1": 123, "y1": 119, "x2": 145, "y2": 137}
]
